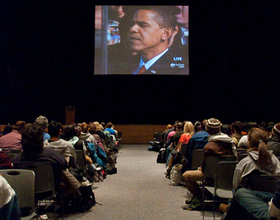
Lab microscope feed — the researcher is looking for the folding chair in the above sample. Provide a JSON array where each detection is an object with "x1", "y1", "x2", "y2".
[
  {"x1": 246, "y1": 170, "x2": 280, "y2": 193},
  {"x1": 191, "y1": 149, "x2": 204, "y2": 170},
  {"x1": 14, "y1": 163, "x2": 63, "y2": 218},
  {"x1": 201, "y1": 156, "x2": 237, "y2": 220},
  {"x1": 0, "y1": 169, "x2": 37, "y2": 220},
  {"x1": 76, "y1": 149, "x2": 86, "y2": 171}
]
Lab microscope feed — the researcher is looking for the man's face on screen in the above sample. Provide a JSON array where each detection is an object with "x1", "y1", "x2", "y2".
[{"x1": 129, "y1": 10, "x2": 166, "y2": 56}]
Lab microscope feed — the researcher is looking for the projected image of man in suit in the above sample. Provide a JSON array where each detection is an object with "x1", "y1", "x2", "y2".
[{"x1": 127, "y1": 6, "x2": 188, "y2": 75}]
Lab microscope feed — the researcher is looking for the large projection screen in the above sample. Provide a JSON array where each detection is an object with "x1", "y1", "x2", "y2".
[{"x1": 94, "y1": 5, "x2": 189, "y2": 75}]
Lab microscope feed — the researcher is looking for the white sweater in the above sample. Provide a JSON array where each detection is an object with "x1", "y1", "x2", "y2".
[{"x1": 0, "y1": 176, "x2": 15, "y2": 209}]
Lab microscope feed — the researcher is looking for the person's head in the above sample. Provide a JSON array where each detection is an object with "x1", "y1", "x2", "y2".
[
  {"x1": 88, "y1": 123, "x2": 96, "y2": 134},
  {"x1": 94, "y1": 122, "x2": 103, "y2": 131},
  {"x1": 201, "y1": 119, "x2": 207, "y2": 131},
  {"x1": 247, "y1": 127, "x2": 271, "y2": 168},
  {"x1": 21, "y1": 123, "x2": 44, "y2": 155},
  {"x1": 81, "y1": 123, "x2": 88, "y2": 133},
  {"x1": 127, "y1": 6, "x2": 180, "y2": 61},
  {"x1": 105, "y1": 122, "x2": 113, "y2": 129},
  {"x1": 267, "y1": 122, "x2": 275, "y2": 136},
  {"x1": 194, "y1": 121, "x2": 201, "y2": 132},
  {"x1": 3, "y1": 123, "x2": 13, "y2": 135},
  {"x1": 205, "y1": 118, "x2": 222, "y2": 135},
  {"x1": 15, "y1": 121, "x2": 26, "y2": 134},
  {"x1": 61, "y1": 125, "x2": 75, "y2": 141},
  {"x1": 35, "y1": 115, "x2": 48, "y2": 132},
  {"x1": 48, "y1": 121, "x2": 62, "y2": 138},
  {"x1": 232, "y1": 121, "x2": 243, "y2": 134},
  {"x1": 183, "y1": 121, "x2": 194, "y2": 135},
  {"x1": 176, "y1": 122, "x2": 183, "y2": 131},
  {"x1": 221, "y1": 124, "x2": 232, "y2": 136},
  {"x1": 165, "y1": 124, "x2": 173, "y2": 131},
  {"x1": 272, "y1": 123, "x2": 280, "y2": 137},
  {"x1": 74, "y1": 126, "x2": 82, "y2": 137},
  {"x1": 245, "y1": 122, "x2": 259, "y2": 132}
]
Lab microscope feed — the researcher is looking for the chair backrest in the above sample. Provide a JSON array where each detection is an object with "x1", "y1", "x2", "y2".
[
  {"x1": 76, "y1": 149, "x2": 86, "y2": 171},
  {"x1": 215, "y1": 161, "x2": 237, "y2": 197},
  {"x1": 191, "y1": 149, "x2": 204, "y2": 170},
  {"x1": 0, "y1": 169, "x2": 36, "y2": 219},
  {"x1": 204, "y1": 155, "x2": 236, "y2": 185},
  {"x1": 15, "y1": 163, "x2": 56, "y2": 200},
  {"x1": 244, "y1": 170, "x2": 280, "y2": 193}
]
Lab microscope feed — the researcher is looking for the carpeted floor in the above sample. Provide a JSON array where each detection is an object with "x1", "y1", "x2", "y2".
[{"x1": 48, "y1": 144, "x2": 222, "y2": 220}]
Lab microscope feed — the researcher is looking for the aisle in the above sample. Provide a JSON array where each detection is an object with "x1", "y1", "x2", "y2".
[{"x1": 64, "y1": 144, "x2": 221, "y2": 220}]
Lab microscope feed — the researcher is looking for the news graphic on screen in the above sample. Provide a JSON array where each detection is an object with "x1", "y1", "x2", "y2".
[{"x1": 94, "y1": 5, "x2": 189, "y2": 75}]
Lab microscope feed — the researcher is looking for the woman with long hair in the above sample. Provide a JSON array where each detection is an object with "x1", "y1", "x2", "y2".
[
  {"x1": 165, "y1": 121, "x2": 194, "y2": 176},
  {"x1": 225, "y1": 127, "x2": 280, "y2": 220}
]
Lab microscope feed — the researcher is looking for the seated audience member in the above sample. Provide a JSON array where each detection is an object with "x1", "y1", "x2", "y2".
[
  {"x1": 166, "y1": 121, "x2": 194, "y2": 175},
  {"x1": 164, "y1": 122, "x2": 184, "y2": 149},
  {"x1": 61, "y1": 125, "x2": 92, "y2": 166},
  {"x1": 91, "y1": 122, "x2": 106, "y2": 140},
  {"x1": 0, "y1": 121, "x2": 26, "y2": 152},
  {"x1": 105, "y1": 122, "x2": 118, "y2": 139},
  {"x1": 193, "y1": 121, "x2": 202, "y2": 133},
  {"x1": 2, "y1": 123, "x2": 13, "y2": 136},
  {"x1": 79, "y1": 123, "x2": 96, "y2": 144},
  {"x1": 0, "y1": 151, "x2": 12, "y2": 169},
  {"x1": 222, "y1": 124, "x2": 238, "y2": 145},
  {"x1": 182, "y1": 119, "x2": 209, "y2": 172},
  {"x1": 0, "y1": 175, "x2": 21, "y2": 220},
  {"x1": 92, "y1": 134, "x2": 106, "y2": 153},
  {"x1": 13, "y1": 123, "x2": 81, "y2": 195},
  {"x1": 182, "y1": 118, "x2": 236, "y2": 209},
  {"x1": 238, "y1": 122, "x2": 259, "y2": 149},
  {"x1": 62, "y1": 125, "x2": 86, "y2": 152},
  {"x1": 224, "y1": 127, "x2": 280, "y2": 220},
  {"x1": 164, "y1": 122, "x2": 184, "y2": 164},
  {"x1": 163, "y1": 122, "x2": 177, "y2": 144},
  {"x1": 231, "y1": 121, "x2": 244, "y2": 143},
  {"x1": 268, "y1": 123, "x2": 280, "y2": 157},
  {"x1": 44, "y1": 121, "x2": 76, "y2": 166},
  {"x1": 35, "y1": 115, "x2": 50, "y2": 141},
  {"x1": 266, "y1": 122, "x2": 276, "y2": 138}
]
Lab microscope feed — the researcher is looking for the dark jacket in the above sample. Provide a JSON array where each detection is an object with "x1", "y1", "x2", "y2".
[{"x1": 268, "y1": 135, "x2": 280, "y2": 157}]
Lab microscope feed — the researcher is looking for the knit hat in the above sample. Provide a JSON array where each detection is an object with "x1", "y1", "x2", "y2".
[
  {"x1": 273, "y1": 123, "x2": 280, "y2": 136},
  {"x1": 205, "y1": 118, "x2": 222, "y2": 134},
  {"x1": 35, "y1": 115, "x2": 48, "y2": 130}
]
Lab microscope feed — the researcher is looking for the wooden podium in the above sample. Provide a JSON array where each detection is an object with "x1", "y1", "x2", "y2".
[{"x1": 65, "y1": 106, "x2": 75, "y2": 125}]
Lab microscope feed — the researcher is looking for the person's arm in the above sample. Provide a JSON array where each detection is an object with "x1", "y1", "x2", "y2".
[
  {"x1": 268, "y1": 199, "x2": 280, "y2": 218},
  {"x1": 269, "y1": 186, "x2": 280, "y2": 217},
  {"x1": 232, "y1": 166, "x2": 243, "y2": 192}
]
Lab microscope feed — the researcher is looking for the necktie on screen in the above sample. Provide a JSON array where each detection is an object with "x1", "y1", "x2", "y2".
[{"x1": 137, "y1": 65, "x2": 146, "y2": 74}]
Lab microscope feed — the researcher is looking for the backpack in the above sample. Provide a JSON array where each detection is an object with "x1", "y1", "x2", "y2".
[
  {"x1": 64, "y1": 185, "x2": 96, "y2": 213},
  {"x1": 79, "y1": 185, "x2": 96, "y2": 212},
  {"x1": 87, "y1": 142, "x2": 107, "y2": 168},
  {"x1": 157, "y1": 148, "x2": 167, "y2": 163}
]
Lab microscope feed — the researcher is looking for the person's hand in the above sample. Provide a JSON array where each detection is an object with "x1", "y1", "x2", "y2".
[{"x1": 198, "y1": 166, "x2": 202, "y2": 171}]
